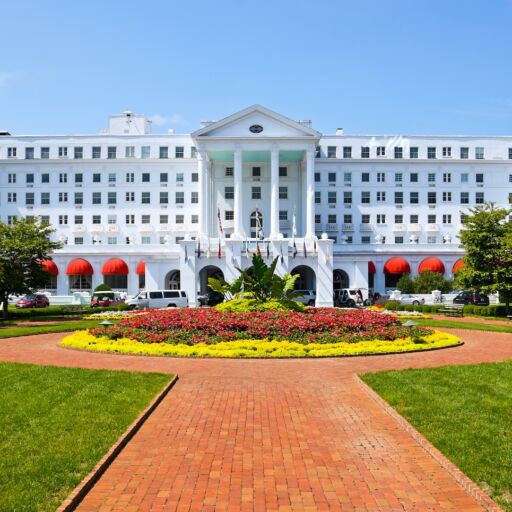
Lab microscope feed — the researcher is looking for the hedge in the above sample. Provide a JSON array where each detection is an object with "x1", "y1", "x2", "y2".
[
  {"x1": 384, "y1": 302, "x2": 510, "y2": 317},
  {"x1": 5, "y1": 303, "x2": 130, "y2": 319}
]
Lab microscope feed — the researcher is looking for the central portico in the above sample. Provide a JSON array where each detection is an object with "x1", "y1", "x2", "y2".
[{"x1": 192, "y1": 105, "x2": 320, "y2": 240}]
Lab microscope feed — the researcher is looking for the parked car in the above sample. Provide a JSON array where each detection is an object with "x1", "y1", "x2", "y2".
[
  {"x1": 453, "y1": 291, "x2": 489, "y2": 306},
  {"x1": 293, "y1": 290, "x2": 316, "y2": 306},
  {"x1": 91, "y1": 291, "x2": 125, "y2": 308},
  {"x1": 197, "y1": 291, "x2": 224, "y2": 307},
  {"x1": 398, "y1": 294, "x2": 425, "y2": 306},
  {"x1": 15, "y1": 294, "x2": 50, "y2": 309},
  {"x1": 126, "y1": 290, "x2": 188, "y2": 310},
  {"x1": 334, "y1": 288, "x2": 369, "y2": 308}
]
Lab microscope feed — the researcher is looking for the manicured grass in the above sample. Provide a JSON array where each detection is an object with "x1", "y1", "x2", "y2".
[
  {"x1": 0, "y1": 362, "x2": 170, "y2": 511},
  {"x1": 0, "y1": 319, "x2": 104, "y2": 338},
  {"x1": 412, "y1": 318, "x2": 512, "y2": 333},
  {"x1": 362, "y1": 362, "x2": 512, "y2": 511}
]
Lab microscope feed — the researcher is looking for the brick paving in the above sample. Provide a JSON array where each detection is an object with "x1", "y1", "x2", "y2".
[{"x1": 1, "y1": 329, "x2": 511, "y2": 511}]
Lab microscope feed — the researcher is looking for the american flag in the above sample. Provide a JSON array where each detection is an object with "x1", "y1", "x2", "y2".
[{"x1": 217, "y1": 207, "x2": 224, "y2": 236}]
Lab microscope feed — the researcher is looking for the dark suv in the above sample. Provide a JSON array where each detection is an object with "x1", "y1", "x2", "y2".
[
  {"x1": 197, "y1": 291, "x2": 224, "y2": 307},
  {"x1": 453, "y1": 291, "x2": 490, "y2": 306}
]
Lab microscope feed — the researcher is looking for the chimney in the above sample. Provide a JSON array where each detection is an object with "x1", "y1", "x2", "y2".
[{"x1": 335, "y1": 128, "x2": 344, "y2": 136}]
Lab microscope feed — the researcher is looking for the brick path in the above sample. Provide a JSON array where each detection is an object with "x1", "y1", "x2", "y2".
[{"x1": 1, "y1": 329, "x2": 511, "y2": 511}]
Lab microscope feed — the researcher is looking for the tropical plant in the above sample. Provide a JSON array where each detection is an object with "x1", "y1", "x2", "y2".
[{"x1": 207, "y1": 253, "x2": 300, "y2": 302}]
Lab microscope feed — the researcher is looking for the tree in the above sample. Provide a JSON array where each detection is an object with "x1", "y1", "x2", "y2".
[
  {"x1": 208, "y1": 253, "x2": 300, "y2": 302},
  {"x1": 396, "y1": 274, "x2": 415, "y2": 293},
  {"x1": 457, "y1": 202, "x2": 512, "y2": 312},
  {"x1": 0, "y1": 218, "x2": 62, "y2": 318},
  {"x1": 413, "y1": 271, "x2": 453, "y2": 294}
]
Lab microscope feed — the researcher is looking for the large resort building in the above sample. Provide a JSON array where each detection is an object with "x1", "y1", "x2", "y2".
[{"x1": 1, "y1": 104, "x2": 511, "y2": 306}]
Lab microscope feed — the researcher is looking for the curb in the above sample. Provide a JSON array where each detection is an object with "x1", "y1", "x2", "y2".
[
  {"x1": 57, "y1": 374, "x2": 179, "y2": 511},
  {"x1": 354, "y1": 374, "x2": 503, "y2": 512}
]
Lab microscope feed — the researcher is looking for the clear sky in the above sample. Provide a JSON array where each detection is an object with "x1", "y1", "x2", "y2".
[{"x1": 2, "y1": 0, "x2": 512, "y2": 136}]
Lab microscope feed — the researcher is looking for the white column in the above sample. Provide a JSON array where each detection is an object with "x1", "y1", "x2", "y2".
[
  {"x1": 270, "y1": 149, "x2": 279, "y2": 239},
  {"x1": 305, "y1": 149, "x2": 315, "y2": 239},
  {"x1": 180, "y1": 240, "x2": 198, "y2": 307},
  {"x1": 233, "y1": 149, "x2": 243, "y2": 238},
  {"x1": 198, "y1": 150, "x2": 208, "y2": 238},
  {"x1": 316, "y1": 237, "x2": 334, "y2": 307}
]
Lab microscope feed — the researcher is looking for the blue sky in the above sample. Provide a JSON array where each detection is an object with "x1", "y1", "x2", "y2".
[{"x1": 2, "y1": 0, "x2": 512, "y2": 136}]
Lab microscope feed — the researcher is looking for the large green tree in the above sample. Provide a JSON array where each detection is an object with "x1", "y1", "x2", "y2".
[
  {"x1": 457, "y1": 202, "x2": 512, "y2": 311},
  {"x1": 0, "y1": 218, "x2": 62, "y2": 318}
]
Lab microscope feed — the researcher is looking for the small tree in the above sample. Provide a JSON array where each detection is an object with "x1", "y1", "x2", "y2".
[
  {"x1": 396, "y1": 274, "x2": 415, "y2": 293},
  {"x1": 0, "y1": 218, "x2": 62, "y2": 318},
  {"x1": 457, "y1": 202, "x2": 512, "y2": 312},
  {"x1": 414, "y1": 271, "x2": 453, "y2": 294}
]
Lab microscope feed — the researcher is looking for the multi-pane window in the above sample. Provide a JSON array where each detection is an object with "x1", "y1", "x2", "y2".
[
  {"x1": 428, "y1": 214, "x2": 436, "y2": 224},
  {"x1": 344, "y1": 214, "x2": 352, "y2": 224},
  {"x1": 361, "y1": 236, "x2": 371, "y2": 244},
  {"x1": 475, "y1": 192, "x2": 484, "y2": 204},
  {"x1": 314, "y1": 172, "x2": 320, "y2": 182},
  {"x1": 92, "y1": 146, "x2": 101, "y2": 159},
  {"x1": 58, "y1": 147, "x2": 68, "y2": 157},
  {"x1": 7, "y1": 147, "x2": 17, "y2": 158},
  {"x1": 461, "y1": 173, "x2": 468, "y2": 183},
  {"x1": 395, "y1": 236, "x2": 404, "y2": 244},
  {"x1": 361, "y1": 172, "x2": 370, "y2": 182},
  {"x1": 191, "y1": 192, "x2": 198, "y2": 204},
  {"x1": 175, "y1": 192, "x2": 185, "y2": 204},
  {"x1": 279, "y1": 210, "x2": 288, "y2": 221},
  {"x1": 107, "y1": 237, "x2": 117, "y2": 245},
  {"x1": 442, "y1": 147, "x2": 451, "y2": 157},
  {"x1": 175, "y1": 215, "x2": 184, "y2": 224},
  {"x1": 394, "y1": 191, "x2": 403, "y2": 204},
  {"x1": 175, "y1": 146, "x2": 184, "y2": 158},
  {"x1": 442, "y1": 214, "x2": 452, "y2": 224},
  {"x1": 343, "y1": 191, "x2": 352, "y2": 204},
  {"x1": 141, "y1": 192, "x2": 151, "y2": 204},
  {"x1": 427, "y1": 236, "x2": 437, "y2": 244},
  {"x1": 126, "y1": 192, "x2": 135, "y2": 202},
  {"x1": 315, "y1": 191, "x2": 321, "y2": 204},
  {"x1": 8, "y1": 173, "x2": 16, "y2": 183},
  {"x1": 328, "y1": 191, "x2": 337, "y2": 204},
  {"x1": 126, "y1": 172, "x2": 135, "y2": 183},
  {"x1": 475, "y1": 147, "x2": 484, "y2": 159},
  {"x1": 160, "y1": 215, "x2": 168, "y2": 224},
  {"x1": 26, "y1": 173, "x2": 34, "y2": 184},
  {"x1": 7, "y1": 192, "x2": 16, "y2": 202},
  {"x1": 74, "y1": 192, "x2": 83, "y2": 205},
  {"x1": 25, "y1": 147, "x2": 34, "y2": 159},
  {"x1": 225, "y1": 167, "x2": 234, "y2": 177},
  {"x1": 443, "y1": 172, "x2": 451, "y2": 183},
  {"x1": 410, "y1": 172, "x2": 418, "y2": 183},
  {"x1": 176, "y1": 173, "x2": 184, "y2": 183},
  {"x1": 107, "y1": 146, "x2": 117, "y2": 159},
  {"x1": 93, "y1": 173, "x2": 101, "y2": 183},
  {"x1": 160, "y1": 173, "x2": 168, "y2": 183},
  {"x1": 279, "y1": 166, "x2": 287, "y2": 177},
  {"x1": 343, "y1": 146, "x2": 352, "y2": 158},
  {"x1": 160, "y1": 192, "x2": 169, "y2": 204},
  {"x1": 361, "y1": 191, "x2": 370, "y2": 204},
  {"x1": 442, "y1": 191, "x2": 452, "y2": 202},
  {"x1": 108, "y1": 192, "x2": 117, "y2": 204},
  {"x1": 394, "y1": 147, "x2": 403, "y2": 159},
  {"x1": 141, "y1": 146, "x2": 150, "y2": 159},
  {"x1": 361, "y1": 214, "x2": 370, "y2": 224},
  {"x1": 395, "y1": 173, "x2": 403, "y2": 183},
  {"x1": 476, "y1": 173, "x2": 484, "y2": 184},
  {"x1": 41, "y1": 192, "x2": 50, "y2": 205},
  {"x1": 315, "y1": 214, "x2": 321, "y2": 224},
  {"x1": 225, "y1": 210, "x2": 234, "y2": 221},
  {"x1": 428, "y1": 173, "x2": 436, "y2": 183},
  {"x1": 92, "y1": 215, "x2": 102, "y2": 224},
  {"x1": 74, "y1": 147, "x2": 83, "y2": 159},
  {"x1": 361, "y1": 146, "x2": 370, "y2": 158},
  {"x1": 376, "y1": 214, "x2": 386, "y2": 224},
  {"x1": 92, "y1": 192, "x2": 101, "y2": 204},
  {"x1": 427, "y1": 147, "x2": 436, "y2": 159},
  {"x1": 376, "y1": 146, "x2": 386, "y2": 157},
  {"x1": 409, "y1": 147, "x2": 418, "y2": 159},
  {"x1": 509, "y1": 148, "x2": 512, "y2": 160},
  {"x1": 251, "y1": 187, "x2": 261, "y2": 199},
  {"x1": 328, "y1": 214, "x2": 337, "y2": 224},
  {"x1": 376, "y1": 191, "x2": 386, "y2": 202},
  {"x1": 327, "y1": 146, "x2": 337, "y2": 158},
  {"x1": 252, "y1": 167, "x2": 261, "y2": 177},
  {"x1": 377, "y1": 172, "x2": 385, "y2": 182},
  {"x1": 58, "y1": 215, "x2": 68, "y2": 225},
  {"x1": 125, "y1": 146, "x2": 135, "y2": 158},
  {"x1": 74, "y1": 215, "x2": 83, "y2": 225},
  {"x1": 279, "y1": 186, "x2": 288, "y2": 199},
  {"x1": 428, "y1": 192, "x2": 437, "y2": 204},
  {"x1": 59, "y1": 173, "x2": 67, "y2": 183},
  {"x1": 344, "y1": 172, "x2": 352, "y2": 182},
  {"x1": 328, "y1": 172, "x2": 336, "y2": 183},
  {"x1": 460, "y1": 192, "x2": 469, "y2": 204},
  {"x1": 141, "y1": 173, "x2": 150, "y2": 183},
  {"x1": 410, "y1": 192, "x2": 419, "y2": 204},
  {"x1": 41, "y1": 147, "x2": 50, "y2": 159},
  {"x1": 225, "y1": 186, "x2": 234, "y2": 199},
  {"x1": 59, "y1": 192, "x2": 68, "y2": 202},
  {"x1": 410, "y1": 214, "x2": 419, "y2": 224},
  {"x1": 460, "y1": 147, "x2": 469, "y2": 159},
  {"x1": 108, "y1": 173, "x2": 116, "y2": 183},
  {"x1": 509, "y1": 174, "x2": 512, "y2": 183},
  {"x1": 141, "y1": 214, "x2": 151, "y2": 224},
  {"x1": 141, "y1": 236, "x2": 151, "y2": 245}
]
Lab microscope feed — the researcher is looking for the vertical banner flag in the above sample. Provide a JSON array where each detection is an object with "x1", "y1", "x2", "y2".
[
  {"x1": 266, "y1": 241, "x2": 270, "y2": 259},
  {"x1": 292, "y1": 205, "x2": 298, "y2": 258},
  {"x1": 313, "y1": 237, "x2": 317, "y2": 255},
  {"x1": 303, "y1": 239, "x2": 307, "y2": 258},
  {"x1": 218, "y1": 238, "x2": 222, "y2": 258},
  {"x1": 197, "y1": 237, "x2": 201, "y2": 258},
  {"x1": 184, "y1": 244, "x2": 188, "y2": 263}
]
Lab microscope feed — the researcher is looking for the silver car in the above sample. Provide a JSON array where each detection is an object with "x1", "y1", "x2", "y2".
[
  {"x1": 398, "y1": 294, "x2": 425, "y2": 306},
  {"x1": 293, "y1": 290, "x2": 316, "y2": 306}
]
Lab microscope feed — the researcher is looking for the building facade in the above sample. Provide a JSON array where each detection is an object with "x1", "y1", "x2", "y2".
[{"x1": 1, "y1": 105, "x2": 511, "y2": 306}]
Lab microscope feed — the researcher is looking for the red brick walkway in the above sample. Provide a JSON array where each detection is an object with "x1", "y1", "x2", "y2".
[{"x1": 1, "y1": 329, "x2": 511, "y2": 511}]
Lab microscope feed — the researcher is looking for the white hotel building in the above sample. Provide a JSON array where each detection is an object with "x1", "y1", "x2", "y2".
[{"x1": 1, "y1": 104, "x2": 511, "y2": 307}]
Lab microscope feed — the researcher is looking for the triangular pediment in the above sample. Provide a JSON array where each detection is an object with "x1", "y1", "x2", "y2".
[{"x1": 192, "y1": 105, "x2": 320, "y2": 139}]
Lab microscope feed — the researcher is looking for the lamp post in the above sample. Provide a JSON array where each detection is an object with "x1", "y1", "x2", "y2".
[
  {"x1": 403, "y1": 319, "x2": 420, "y2": 343},
  {"x1": 99, "y1": 319, "x2": 113, "y2": 335}
]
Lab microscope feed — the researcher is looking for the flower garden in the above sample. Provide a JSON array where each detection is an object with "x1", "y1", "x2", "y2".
[{"x1": 61, "y1": 308, "x2": 461, "y2": 358}]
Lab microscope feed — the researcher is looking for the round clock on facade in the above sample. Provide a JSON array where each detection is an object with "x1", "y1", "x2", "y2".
[{"x1": 249, "y1": 124, "x2": 263, "y2": 133}]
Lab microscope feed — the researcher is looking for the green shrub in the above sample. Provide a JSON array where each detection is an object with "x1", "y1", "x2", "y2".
[
  {"x1": 384, "y1": 301, "x2": 400, "y2": 311},
  {"x1": 215, "y1": 298, "x2": 306, "y2": 313},
  {"x1": 93, "y1": 283, "x2": 112, "y2": 293}
]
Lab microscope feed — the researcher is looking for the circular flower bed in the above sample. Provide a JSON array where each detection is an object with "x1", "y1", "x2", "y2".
[{"x1": 60, "y1": 308, "x2": 461, "y2": 358}]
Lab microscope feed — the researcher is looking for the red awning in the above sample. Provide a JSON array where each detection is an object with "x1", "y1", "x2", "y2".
[
  {"x1": 419, "y1": 257, "x2": 445, "y2": 274},
  {"x1": 135, "y1": 261, "x2": 146, "y2": 275},
  {"x1": 384, "y1": 257, "x2": 411, "y2": 275},
  {"x1": 453, "y1": 259, "x2": 464, "y2": 273},
  {"x1": 102, "y1": 258, "x2": 129, "y2": 275},
  {"x1": 368, "y1": 261, "x2": 376, "y2": 274},
  {"x1": 40, "y1": 259, "x2": 58, "y2": 277},
  {"x1": 66, "y1": 258, "x2": 93, "y2": 275}
]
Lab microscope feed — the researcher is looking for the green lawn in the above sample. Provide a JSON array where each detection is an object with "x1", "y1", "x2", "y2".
[
  {"x1": 0, "y1": 362, "x2": 171, "y2": 511},
  {"x1": 362, "y1": 361, "x2": 512, "y2": 511},
  {"x1": 0, "y1": 319, "x2": 103, "y2": 338},
  {"x1": 412, "y1": 318, "x2": 512, "y2": 333}
]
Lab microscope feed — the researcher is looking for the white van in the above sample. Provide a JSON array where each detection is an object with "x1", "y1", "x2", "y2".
[{"x1": 126, "y1": 290, "x2": 188, "y2": 310}]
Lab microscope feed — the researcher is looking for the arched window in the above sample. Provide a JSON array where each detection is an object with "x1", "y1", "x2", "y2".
[{"x1": 250, "y1": 210, "x2": 263, "y2": 239}]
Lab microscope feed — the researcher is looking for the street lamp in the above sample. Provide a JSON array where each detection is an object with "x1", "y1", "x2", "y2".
[{"x1": 99, "y1": 319, "x2": 113, "y2": 335}]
